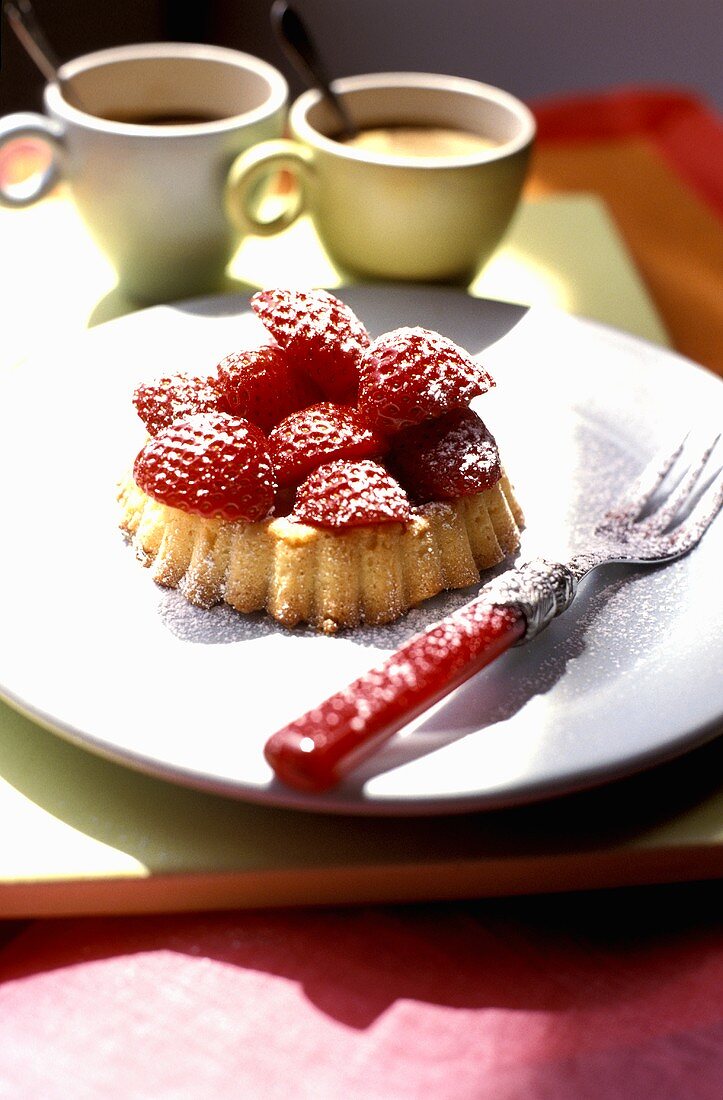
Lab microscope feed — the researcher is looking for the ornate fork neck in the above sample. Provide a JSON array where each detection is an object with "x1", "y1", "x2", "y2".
[
  {"x1": 483, "y1": 558, "x2": 578, "y2": 641},
  {"x1": 568, "y1": 548, "x2": 615, "y2": 580},
  {"x1": 481, "y1": 541, "x2": 660, "y2": 644}
]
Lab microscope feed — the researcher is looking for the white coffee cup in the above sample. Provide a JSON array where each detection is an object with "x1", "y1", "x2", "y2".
[
  {"x1": 0, "y1": 43, "x2": 288, "y2": 302},
  {"x1": 225, "y1": 72, "x2": 535, "y2": 284}
]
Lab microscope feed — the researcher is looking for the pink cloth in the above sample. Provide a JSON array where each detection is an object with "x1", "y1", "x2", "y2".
[{"x1": 1, "y1": 891, "x2": 722, "y2": 1096}]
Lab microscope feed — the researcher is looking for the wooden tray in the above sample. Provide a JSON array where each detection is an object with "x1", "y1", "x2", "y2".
[{"x1": 1, "y1": 698, "x2": 721, "y2": 917}]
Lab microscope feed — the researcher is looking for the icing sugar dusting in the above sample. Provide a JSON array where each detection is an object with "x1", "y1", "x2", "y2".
[{"x1": 158, "y1": 589, "x2": 278, "y2": 644}]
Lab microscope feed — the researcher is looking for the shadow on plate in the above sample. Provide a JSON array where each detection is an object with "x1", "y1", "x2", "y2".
[
  {"x1": 87, "y1": 274, "x2": 258, "y2": 329},
  {"x1": 106, "y1": 281, "x2": 531, "y2": 352},
  {"x1": 334, "y1": 283, "x2": 530, "y2": 349}
]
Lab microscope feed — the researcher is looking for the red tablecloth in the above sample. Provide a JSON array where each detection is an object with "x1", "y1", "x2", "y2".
[
  {"x1": 530, "y1": 87, "x2": 723, "y2": 375},
  {"x1": 1, "y1": 885, "x2": 722, "y2": 1097},
  {"x1": 1, "y1": 88, "x2": 722, "y2": 1097}
]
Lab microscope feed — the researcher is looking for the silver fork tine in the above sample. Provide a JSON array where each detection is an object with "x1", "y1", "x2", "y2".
[
  {"x1": 596, "y1": 434, "x2": 689, "y2": 529},
  {"x1": 664, "y1": 466, "x2": 723, "y2": 555},
  {"x1": 641, "y1": 433, "x2": 721, "y2": 535}
]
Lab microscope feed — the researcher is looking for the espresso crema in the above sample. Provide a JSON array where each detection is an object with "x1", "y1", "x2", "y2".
[{"x1": 341, "y1": 126, "x2": 499, "y2": 158}]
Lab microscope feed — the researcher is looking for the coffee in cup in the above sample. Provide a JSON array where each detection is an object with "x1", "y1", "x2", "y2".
[{"x1": 341, "y1": 126, "x2": 499, "y2": 158}]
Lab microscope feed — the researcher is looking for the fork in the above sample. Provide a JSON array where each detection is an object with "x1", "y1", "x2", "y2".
[{"x1": 264, "y1": 434, "x2": 723, "y2": 793}]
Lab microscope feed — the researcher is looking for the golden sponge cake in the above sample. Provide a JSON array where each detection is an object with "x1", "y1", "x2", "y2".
[{"x1": 119, "y1": 473, "x2": 523, "y2": 633}]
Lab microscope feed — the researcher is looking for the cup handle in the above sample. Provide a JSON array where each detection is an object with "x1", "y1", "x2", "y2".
[
  {"x1": 0, "y1": 113, "x2": 65, "y2": 208},
  {"x1": 225, "y1": 139, "x2": 315, "y2": 237}
]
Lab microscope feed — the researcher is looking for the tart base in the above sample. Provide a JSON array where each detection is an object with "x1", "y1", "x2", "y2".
[{"x1": 118, "y1": 475, "x2": 524, "y2": 633}]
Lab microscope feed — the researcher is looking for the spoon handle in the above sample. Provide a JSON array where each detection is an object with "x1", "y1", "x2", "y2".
[
  {"x1": 3, "y1": 0, "x2": 61, "y2": 84},
  {"x1": 4, "y1": 0, "x2": 87, "y2": 110},
  {"x1": 270, "y1": 0, "x2": 358, "y2": 139}
]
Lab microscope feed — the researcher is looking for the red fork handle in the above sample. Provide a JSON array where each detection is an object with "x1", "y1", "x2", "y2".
[{"x1": 264, "y1": 599, "x2": 526, "y2": 793}]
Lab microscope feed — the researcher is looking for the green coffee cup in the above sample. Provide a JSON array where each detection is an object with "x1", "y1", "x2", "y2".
[{"x1": 225, "y1": 72, "x2": 535, "y2": 284}]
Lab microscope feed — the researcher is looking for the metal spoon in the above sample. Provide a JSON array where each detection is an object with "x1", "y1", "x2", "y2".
[
  {"x1": 3, "y1": 0, "x2": 88, "y2": 111},
  {"x1": 270, "y1": 0, "x2": 357, "y2": 139}
]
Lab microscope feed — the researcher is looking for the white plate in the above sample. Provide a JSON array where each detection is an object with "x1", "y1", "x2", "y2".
[{"x1": 1, "y1": 287, "x2": 721, "y2": 815}]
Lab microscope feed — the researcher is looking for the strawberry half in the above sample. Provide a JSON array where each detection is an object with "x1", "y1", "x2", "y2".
[
  {"x1": 133, "y1": 411, "x2": 275, "y2": 522},
  {"x1": 251, "y1": 289, "x2": 370, "y2": 403},
  {"x1": 293, "y1": 459, "x2": 411, "y2": 529},
  {"x1": 215, "y1": 344, "x2": 320, "y2": 433},
  {"x1": 387, "y1": 408, "x2": 501, "y2": 503},
  {"x1": 133, "y1": 372, "x2": 227, "y2": 437},
  {"x1": 358, "y1": 327, "x2": 494, "y2": 432},
  {"x1": 269, "y1": 402, "x2": 387, "y2": 487}
]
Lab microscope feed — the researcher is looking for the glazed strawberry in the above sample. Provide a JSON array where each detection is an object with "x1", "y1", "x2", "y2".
[
  {"x1": 133, "y1": 411, "x2": 275, "y2": 522},
  {"x1": 357, "y1": 326, "x2": 494, "y2": 432},
  {"x1": 269, "y1": 402, "x2": 387, "y2": 487},
  {"x1": 215, "y1": 344, "x2": 320, "y2": 433},
  {"x1": 293, "y1": 459, "x2": 411, "y2": 529},
  {"x1": 133, "y1": 372, "x2": 226, "y2": 437},
  {"x1": 387, "y1": 408, "x2": 501, "y2": 503},
  {"x1": 251, "y1": 289, "x2": 370, "y2": 402}
]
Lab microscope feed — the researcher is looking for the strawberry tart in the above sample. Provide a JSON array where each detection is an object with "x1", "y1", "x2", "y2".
[{"x1": 118, "y1": 290, "x2": 523, "y2": 632}]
